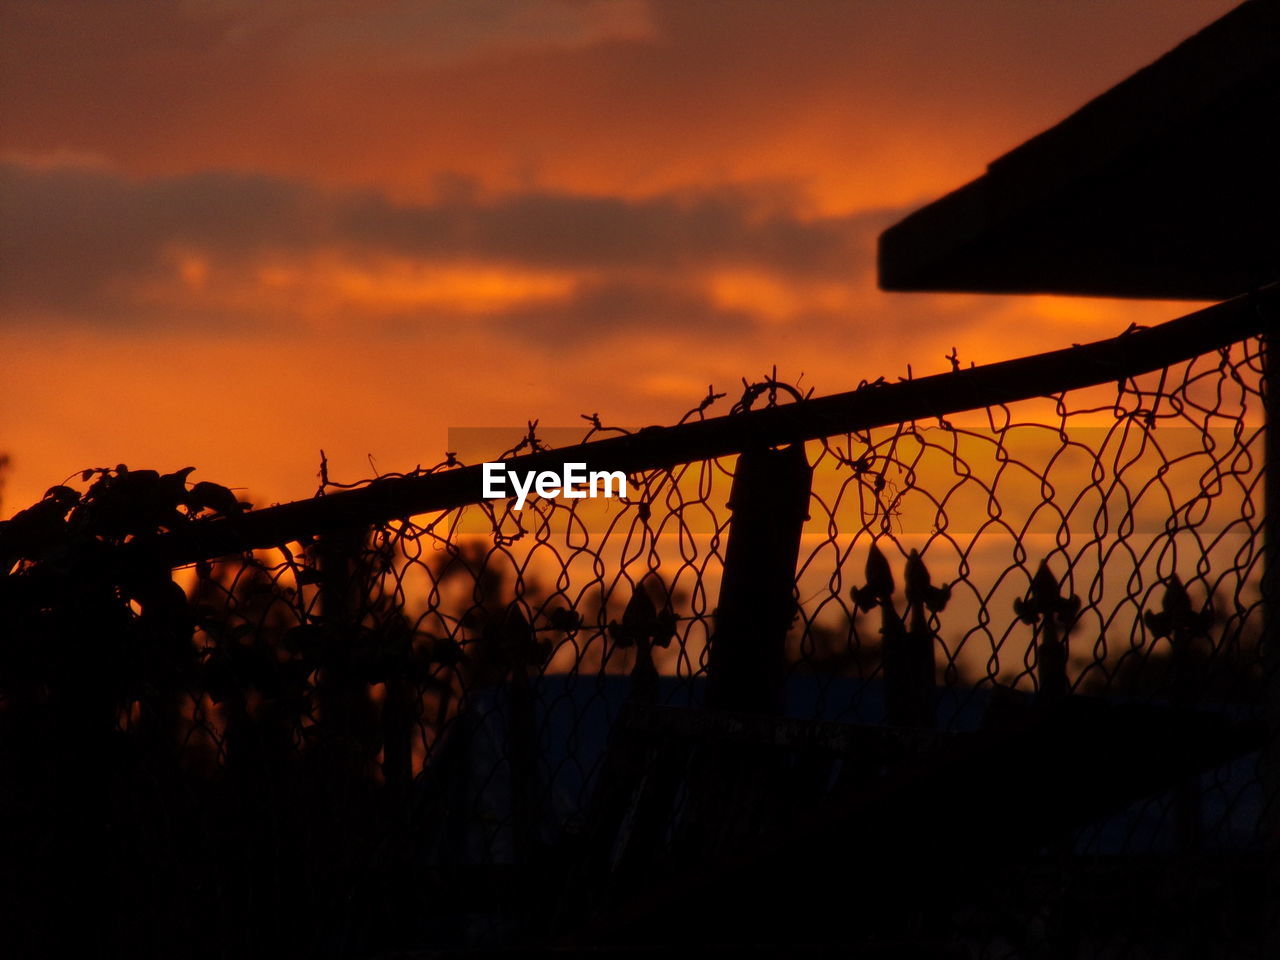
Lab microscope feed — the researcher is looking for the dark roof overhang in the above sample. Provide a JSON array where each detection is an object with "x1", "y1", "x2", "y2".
[{"x1": 878, "y1": 0, "x2": 1280, "y2": 300}]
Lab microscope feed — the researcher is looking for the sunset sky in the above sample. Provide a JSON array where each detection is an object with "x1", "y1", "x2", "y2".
[{"x1": 0, "y1": 0, "x2": 1239, "y2": 517}]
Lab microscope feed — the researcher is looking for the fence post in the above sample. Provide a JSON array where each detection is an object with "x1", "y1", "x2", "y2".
[
  {"x1": 1014, "y1": 560, "x2": 1078, "y2": 705},
  {"x1": 706, "y1": 441, "x2": 812, "y2": 714},
  {"x1": 899, "y1": 550, "x2": 946, "y2": 729},
  {"x1": 852, "y1": 547, "x2": 944, "y2": 728}
]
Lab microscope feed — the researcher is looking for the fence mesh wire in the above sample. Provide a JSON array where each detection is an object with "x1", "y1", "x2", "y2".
[{"x1": 0, "y1": 327, "x2": 1270, "y2": 957}]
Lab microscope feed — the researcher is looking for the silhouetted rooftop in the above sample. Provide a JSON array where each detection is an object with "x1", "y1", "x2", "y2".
[{"x1": 878, "y1": 0, "x2": 1280, "y2": 300}]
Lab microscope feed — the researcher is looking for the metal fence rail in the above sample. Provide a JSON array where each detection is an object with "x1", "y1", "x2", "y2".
[
  {"x1": 1, "y1": 287, "x2": 1277, "y2": 958},
  {"x1": 102, "y1": 284, "x2": 1279, "y2": 568}
]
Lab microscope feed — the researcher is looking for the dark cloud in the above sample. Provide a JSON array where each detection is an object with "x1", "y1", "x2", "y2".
[
  {"x1": 0, "y1": 163, "x2": 318, "y2": 321},
  {"x1": 0, "y1": 160, "x2": 896, "y2": 329},
  {"x1": 485, "y1": 276, "x2": 757, "y2": 341},
  {"x1": 340, "y1": 183, "x2": 888, "y2": 276}
]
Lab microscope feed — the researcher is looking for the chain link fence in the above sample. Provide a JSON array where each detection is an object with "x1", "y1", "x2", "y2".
[{"x1": 1, "y1": 293, "x2": 1276, "y2": 957}]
